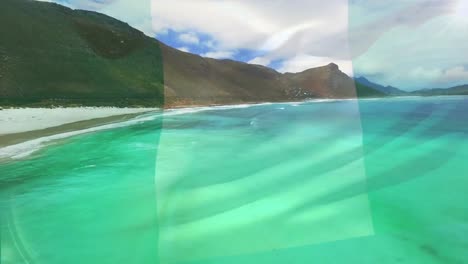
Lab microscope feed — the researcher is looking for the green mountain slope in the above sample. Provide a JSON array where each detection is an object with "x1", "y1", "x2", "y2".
[{"x1": 0, "y1": 0, "x2": 164, "y2": 107}]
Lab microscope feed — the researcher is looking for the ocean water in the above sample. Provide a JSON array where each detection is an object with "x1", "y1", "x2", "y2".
[{"x1": 1, "y1": 97, "x2": 468, "y2": 263}]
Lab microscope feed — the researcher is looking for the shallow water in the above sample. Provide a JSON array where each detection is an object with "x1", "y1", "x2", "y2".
[{"x1": 1, "y1": 97, "x2": 468, "y2": 263}]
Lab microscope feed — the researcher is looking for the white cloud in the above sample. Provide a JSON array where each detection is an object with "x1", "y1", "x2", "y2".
[
  {"x1": 441, "y1": 66, "x2": 468, "y2": 82},
  {"x1": 403, "y1": 66, "x2": 468, "y2": 87},
  {"x1": 352, "y1": 8, "x2": 468, "y2": 89},
  {"x1": 151, "y1": 0, "x2": 350, "y2": 70},
  {"x1": 178, "y1": 32, "x2": 200, "y2": 45},
  {"x1": 349, "y1": 0, "x2": 455, "y2": 57},
  {"x1": 177, "y1": 47, "x2": 190, "y2": 52},
  {"x1": 259, "y1": 22, "x2": 320, "y2": 52},
  {"x1": 453, "y1": 0, "x2": 468, "y2": 21},
  {"x1": 203, "y1": 40, "x2": 215, "y2": 48},
  {"x1": 248, "y1": 57, "x2": 271, "y2": 67},
  {"x1": 279, "y1": 55, "x2": 354, "y2": 76},
  {"x1": 201, "y1": 51, "x2": 236, "y2": 59},
  {"x1": 408, "y1": 67, "x2": 443, "y2": 81},
  {"x1": 348, "y1": 0, "x2": 468, "y2": 89}
]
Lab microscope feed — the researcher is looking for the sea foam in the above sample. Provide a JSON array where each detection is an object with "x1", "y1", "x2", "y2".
[{"x1": 0, "y1": 103, "x2": 271, "y2": 160}]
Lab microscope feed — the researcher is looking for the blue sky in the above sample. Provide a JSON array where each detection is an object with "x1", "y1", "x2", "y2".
[
  {"x1": 38, "y1": 0, "x2": 468, "y2": 90},
  {"x1": 157, "y1": 29, "x2": 262, "y2": 62}
]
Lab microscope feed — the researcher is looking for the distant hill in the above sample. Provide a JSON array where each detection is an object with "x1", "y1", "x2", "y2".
[
  {"x1": 0, "y1": 0, "x2": 391, "y2": 108},
  {"x1": 411, "y1": 84, "x2": 468, "y2": 96},
  {"x1": 283, "y1": 63, "x2": 386, "y2": 99},
  {"x1": 354, "y1": 77, "x2": 468, "y2": 97},
  {"x1": 354, "y1": 77, "x2": 407, "y2": 95}
]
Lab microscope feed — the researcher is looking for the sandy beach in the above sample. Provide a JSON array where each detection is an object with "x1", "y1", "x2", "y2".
[
  {"x1": 0, "y1": 108, "x2": 158, "y2": 148},
  {"x1": 0, "y1": 108, "x2": 159, "y2": 135}
]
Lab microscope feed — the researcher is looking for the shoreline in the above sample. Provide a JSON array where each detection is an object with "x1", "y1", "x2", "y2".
[
  {"x1": 0, "y1": 102, "x2": 279, "y2": 160},
  {"x1": 0, "y1": 107, "x2": 159, "y2": 135},
  {"x1": 1, "y1": 95, "x2": 465, "y2": 160},
  {"x1": 0, "y1": 111, "x2": 156, "y2": 148}
]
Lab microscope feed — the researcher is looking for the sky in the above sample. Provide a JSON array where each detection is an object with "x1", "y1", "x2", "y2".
[{"x1": 37, "y1": 0, "x2": 468, "y2": 90}]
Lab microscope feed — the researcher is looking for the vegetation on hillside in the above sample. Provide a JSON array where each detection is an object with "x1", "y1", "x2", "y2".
[
  {"x1": 355, "y1": 82, "x2": 387, "y2": 98},
  {"x1": 0, "y1": 0, "x2": 164, "y2": 107}
]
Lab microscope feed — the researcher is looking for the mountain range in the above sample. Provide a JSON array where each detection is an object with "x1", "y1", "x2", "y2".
[
  {"x1": 353, "y1": 77, "x2": 468, "y2": 97},
  {"x1": 1, "y1": 0, "x2": 466, "y2": 108},
  {"x1": 410, "y1": 84, "x2": 468, "y2": 96},
  {"x1": 353, "y1": 77, "x2": 406, "y2": 95}
]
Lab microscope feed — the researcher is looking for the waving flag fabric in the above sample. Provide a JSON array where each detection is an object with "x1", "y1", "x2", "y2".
[{"x1": 1, "y1": 1, "x2": 468, "y2": 263}]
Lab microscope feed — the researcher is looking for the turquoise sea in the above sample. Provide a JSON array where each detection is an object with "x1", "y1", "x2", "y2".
[{"x1": 1, "y1": 96, "x2": 468, "y2": 263}]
